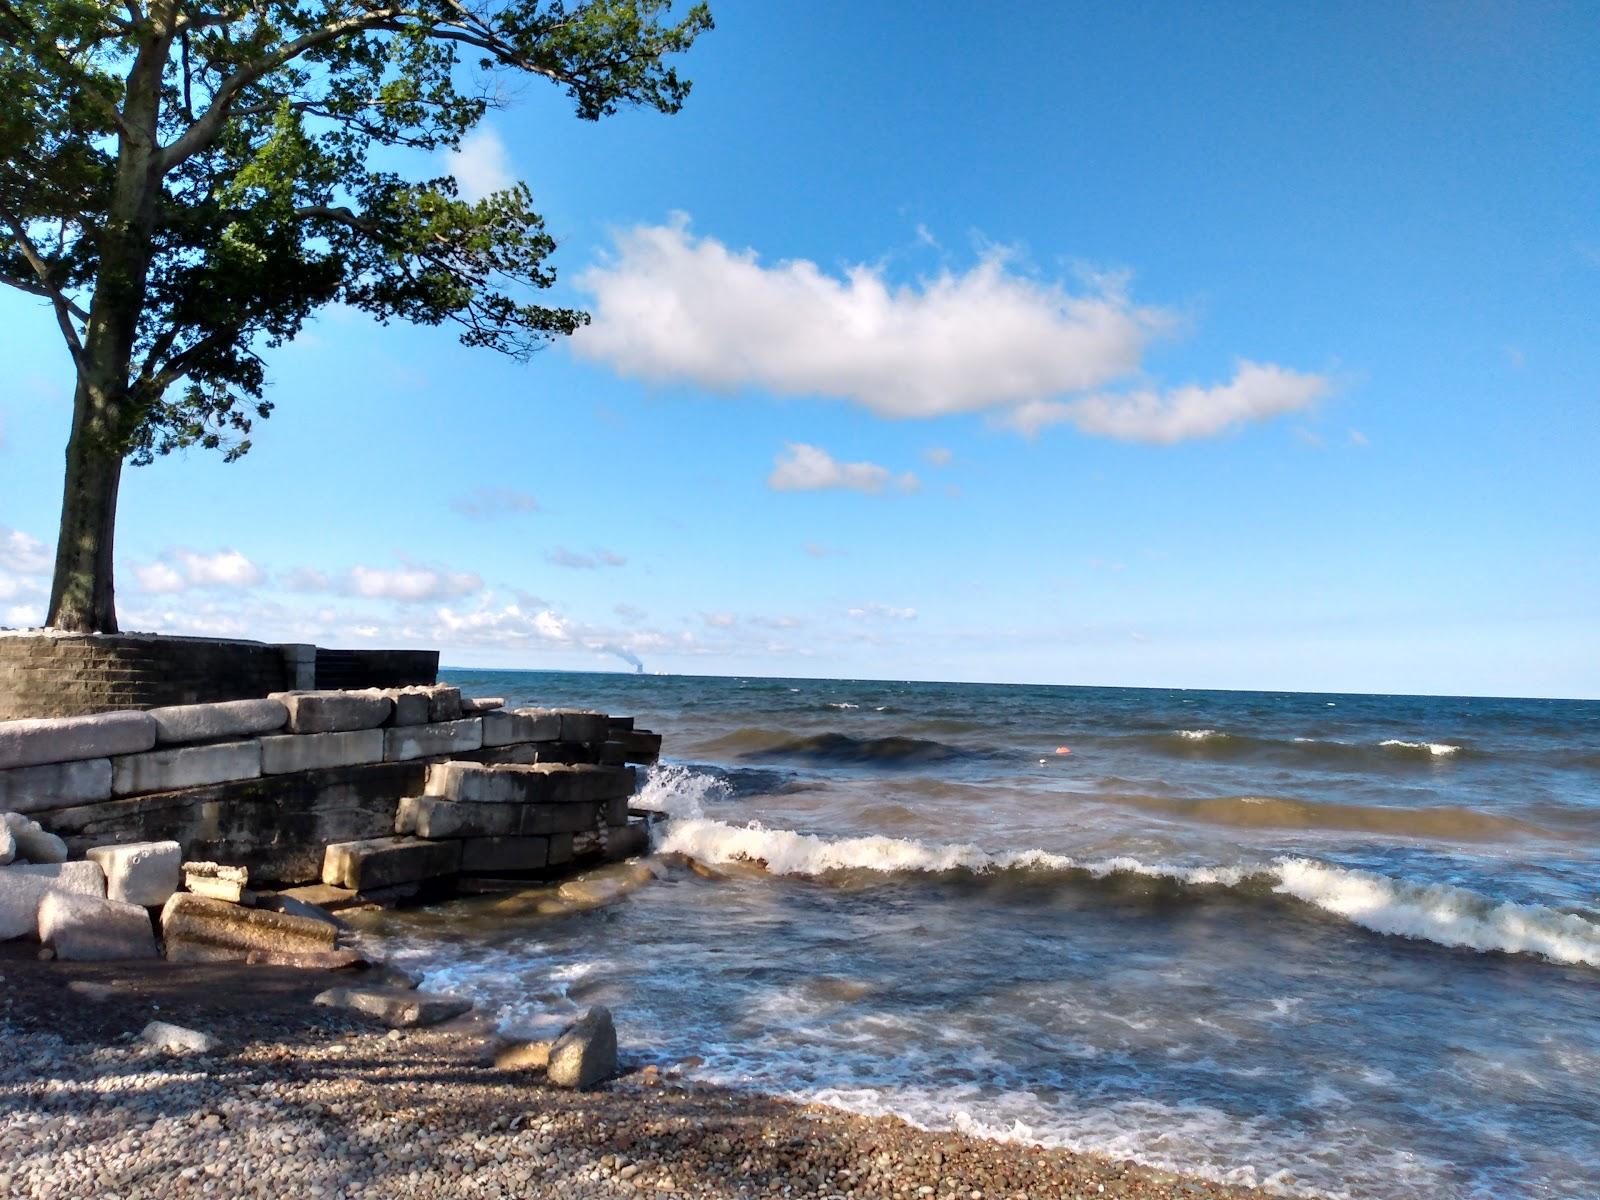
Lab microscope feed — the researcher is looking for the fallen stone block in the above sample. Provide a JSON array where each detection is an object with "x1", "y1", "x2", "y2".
[
  {"x1": 547, "y1": 1006, "x2": 617, "y2": 1089},
  {"x1": 3, "y1": 812, "x2": 67, "y2": 863},
  {"x1": 86, "y1": 840, "x2": 181, "y2": 906},
  {"x1": 38, "y1": 889, "x2": 157, "y2": 961},
  {"x1": 111, "y1": 740, "x2": 262, "y2": 795},
  {"x1": 0, "y1": 758, "x2": 113, "y2": 814},
  {"x1": 149, "y1": 698, "x2": 288, "y2": 745},
  {"x1": 0, "y1": 860, "x2": 106, "y2": 939},
  {"x1": 259, "y1": 728, "x2": 385, "y2": 774},
  {"x1": 481, "y1": 708, "x2": 562, "y2": 747},
  {"x1": 142, "y1": 1020, "x2": 217, "y2": 1054},
  {"x1": 558, "y1": 711, "x2": 610, "y2": 744},
  {"x1": 272, "y1": 883, "x2": 365, "y2": 912},
  {"x1": 401, "y1": 795, "x2": 522, "y2": 839},
  {"x1": 255, "y1": 893, "x2": 345, "y2": 928},
  {"x1": 0, "y1": 711, "x2": 157, "y2": 771},
  {"x1": 313, "y1": 985, "x2": 472, "y2": 1028},
  {"x1": 183, "y1": 861, "x2": 249, "y2": 903},
  {"x1": 383, "y1": 718, "x2": 483, "y2": 762},
  {"x1": 460, "y1": 835, "x2": 549, "y2": 873},
  {"x1": 462, "y1": 696, "x2": 505, "y2": 714},
  {"x1": 245, "y1": 946, "x2": 366, "y2": 970},
  {"x1": 322, "y1": 836, "x2": 461, "y2": 891},
  {"x1": 160, "y1": 892, "x2": 338, "y2": 963},
  {"x1": 557, "y1": 862, "x2": 656, "y2": 908},
  {"x1": 269, "y1": 690, "x2": 393, "y2": 734}
]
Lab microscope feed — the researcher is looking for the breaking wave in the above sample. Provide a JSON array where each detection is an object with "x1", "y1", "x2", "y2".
[
  {"x1": 695, "y1": 727, "x2": 984, "y2": 766},
  {"x1": 1139, "y1": 730, "x2": 1477, "y2": 768},
  {"x1": 637, "y1": 767, "x2": 1600, "y2": 970}
]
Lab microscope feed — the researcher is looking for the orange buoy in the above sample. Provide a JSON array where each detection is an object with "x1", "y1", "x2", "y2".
[{"x1": 1054, "y1": 746, "x2": 1071, "y2": 755}]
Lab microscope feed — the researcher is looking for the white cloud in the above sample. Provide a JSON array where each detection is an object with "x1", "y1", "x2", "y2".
[
  {"x1": 576, "y1": 217, "x2": 1160, "y2": 420},
  {"x1": 348, "y1": 563, "x2": 482, "y2": 602},
  {"x1": 0, "y1": 527, "x2": 51, "y2": 575},
  {"x1": 451, "y1": 487, "x2": 540, "y2": 518},
  {"x1": 768, "y1": 443, "x2": 919, "y2": 494},
  {"x1": 1001, "y1": 361, "x2": 1331, "y2": 443},
  {"x1": 445, "y1": 127, "x2": 515, "y2": 202},
  {"x1": 131, "y1": 549, "x2": 263, "y2": 593},
  {"x1": 848, "y1": 603, "x2": 917, "y2": 621},
  {"x1": 575, "y1": 218, "x2": 1331, "y2": 442},
  {"x1": 922, "y1": 446, "x2": 953, "y2": 466},
  {"x1": 702, "y1": 612, "x2": 736, "y2": 629},
  {"x1": 1348, "y1": 428, "x2": 1370, "y2": 447},
  {"x1": 546, "y1": 547, "x2": 627, "y2": 570}
]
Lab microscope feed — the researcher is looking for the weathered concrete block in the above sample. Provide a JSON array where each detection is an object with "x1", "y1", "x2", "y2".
[
  {"x1": 161, "y1": 891, "x2": 337, "y2": 963},
  {"x1": 460, "y1": 835, "x2": 549, "y2": 873},
  {"x1": 604, "y1": 794, "x2": 631, "y2": 828},
  {"x1": 182, "y1": 861, "x2": 249, "y2": 903},
  {"x1": 604, "y1": 823, "x2": 652, "y2": 861},
  {"x1": 0, "y1": 759, "x2": 113, "y2": 813},
  {"x1": 313, "y1": 985, "x2": 471, "y2": 1028},
  {"x1": 38, "y1": 889, "x2": 157, "y2": 961},
  {"x1": 0, "y1": 821, "x2": 11, "y2": 864},
  {"x1": 547, "y1": 832, "x2": 575, "y2": 867},
  {"x1": 404, "y1": 796, "x2": 522, "y2": 839},
  {"x1": 270, "y1": 690, "x2": 393, "y2": 734},
  {"x1": 424, "y1": 762, "x2": 634, "y2": 805},
  {"x1": 0, "y1": 860, "x2": 106, "y2": 940},
  {"x1": 149, "y1": 698, "x2": 288, "y2": 745},
  {"x1": 86, "y1": 839, "x2": 182, "y2": 906},
  {"x1": 608, "y1": 716, "x2": 636, "y2": 733},
  {"x1": 260, "y1": 729, "x2": 385, "y2": 774},
  {"x1": 280, "y1": 643, "x2": 317, "y2": 691},
  {"x1": 0, "y1": 711, "x2": 157, "y2": 770},
  {"x1": 461, "y1": 696, "x2": 505, "y2": 715},
  {"x1": 383, "y1": 718, "x2": 483, "y2": 763},
  {"x1": 425, "y1": 686, "x2": 463, "y2": 723},
  {"x1": 3, "y1": 812, "x2": 67, "y2": 863},
  {"x1": 619, "y1": 730, "x2": 663, "y2": 764},
  {"x1": 481, "y1": 708, "x2": 563, "y2": 747},
  {"x1": 598, "y1": 741, "x2": 627, "y2": 767},
  {"x1": 384, "y1": 689, "x2": 433, "y2": 727},
  {"x1": 322, "y1": 836, "x2": 460, "y2": 891},
  {"x1": 520, "y1": 800, "x2": 602, "y2": 836},
  {"x1": 548, "y1": 1006, "x2": 617, "y2": 1089},
  {"x1": 112, "y1": 740, "x2": 262, "y2": 795},
  {"x1": 558, "y1": 711, "x2": 610, "y2": 744}
]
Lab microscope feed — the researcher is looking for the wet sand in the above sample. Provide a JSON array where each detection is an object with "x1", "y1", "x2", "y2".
[{"x1": 0, "y1": 947, "x2": 1278, "y2": 1200}]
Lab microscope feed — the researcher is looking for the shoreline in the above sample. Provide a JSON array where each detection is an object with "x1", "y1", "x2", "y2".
[{"x1": 1, "y1": 948, "x2": 1280, "y2": 1200}]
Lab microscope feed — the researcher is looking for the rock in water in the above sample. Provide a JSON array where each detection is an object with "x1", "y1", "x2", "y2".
[{"x1": 547, "y1": 1006, "x2": 617, "y2": 1089}]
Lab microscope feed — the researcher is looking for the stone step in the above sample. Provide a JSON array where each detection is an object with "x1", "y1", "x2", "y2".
[
  {"x1": 423, "y1": 761, "x2": 634, "y2": 805},
  {"x1": 321, "y1": 835, "x2": 461, "y2": 891}
]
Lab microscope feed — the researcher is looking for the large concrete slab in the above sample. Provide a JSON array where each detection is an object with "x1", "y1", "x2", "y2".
[
  {"x1": 481, "y1": 708, "x2": 562, "y2": 747},
  {"x1": 38, "y1": 889, "x2": 157, "y2": 961},
  {"x1": 0, "y1": 758, "x2": 114, "y2": 813},
  {"x1": 0, "y1": 860, "x2": 105, "y2": 940},
  {"x1": 270, "y1": 691, "x2": 393, "y2": 734},
  {"x1": 260, "y1": 729, "x2": 385, "y2": 775},
  {"x1": 383, "y1": 689, "x2": 433, "y2": 727},
  {"x1": 0, "y1": 711, "x2": 157, "y2": 770},
  {"x1": 519, "y1": 800, "x2": 603, "y2": 836},
  {"x1": 161, "y1": 891, "x2": 337, "y2": 963},
  {"x1": 149, "y1": 698, "x2": 288, "y2": 745},
  {"x1": 460, "y1": 835, "x2": 549, "y2": 873},
  {"x1": 383, "y1": 718, "x2": 483, "y2": 763},
  {"x1": 398, "y1": 795, "x2": 522, "y2": 839},
  {"x1": 322, "y1": 836, "x2": 461, "y2": 891},
  {"x1": 424, "y1": 762, "x2": 634, "y2": 805},
  {"x1": 111, "y1": 740, "x2": 262, "y2": 795},
  {"x1": 86, "y1": 839, "x2": 182, "y2": 906},
  {"x1": 559, "y1": 711, "x2": 611, "y2": 743}
]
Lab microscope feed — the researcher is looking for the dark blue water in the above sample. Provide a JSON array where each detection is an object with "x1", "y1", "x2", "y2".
[{"x1": 373, "y1": 672, "x2": 1600, "y2": 1199}]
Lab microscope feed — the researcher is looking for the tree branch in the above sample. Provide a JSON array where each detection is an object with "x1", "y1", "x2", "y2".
[{"x1": 0, "y1": 213, "x2": 86, "y2": 362}]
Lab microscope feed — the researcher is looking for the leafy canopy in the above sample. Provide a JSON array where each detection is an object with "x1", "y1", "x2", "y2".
[{"x1": 0, "y1": 0, "x2": 711, "y2": 461}]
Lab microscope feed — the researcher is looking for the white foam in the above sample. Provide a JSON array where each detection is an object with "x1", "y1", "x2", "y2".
[
  {"x1": 1378, "y1": 739, "x2": 1460, "y2": 756},
  {"x1": 1176, "y1": 728, "x2": 1221, "y2": 740},
  {"x1": 826, "y1": 702, "x2": 860, "y2": 709}
]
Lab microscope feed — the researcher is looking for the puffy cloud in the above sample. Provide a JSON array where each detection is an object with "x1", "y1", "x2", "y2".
[
  {"x1": 575, "y1": 218, "x2": 1330, "y2": 442},
  {"x1": 702, "y1": 612, "x2": 737, "y2": 628},
  {"x1": 546, "y1": 548, "x2": 626, "y2": 569},
  {"x1": 848, "y1": 603, "x2": 917, "y2": 621},
  {"x1": 768, "y1": 443, "x2": 918, "y2": 494},
  {"x1": 445, "y1": 127, "x2": 515, "y2": 202},
  {"x1": 132, "y1": 549, "x2": 264, "y2": 593},
  {"x1": 0, "y1": 527, "x2": 52, "y2": 575},
  {"x1": 450, "y1": 487, "x2": 540, "y2": 518},
  {"x1": 1000, "y1": 361, "x2": 1331, "y2": 443},
  {"x1": 347, "y1": 563, "x2": 482, "y2": 602}
]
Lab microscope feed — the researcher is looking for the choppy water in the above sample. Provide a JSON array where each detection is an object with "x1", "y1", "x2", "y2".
[{"x1": 373, "y1": 672, "x2": 1600, "y2": 1199}]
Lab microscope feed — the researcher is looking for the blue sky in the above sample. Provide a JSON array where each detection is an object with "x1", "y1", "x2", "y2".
[{"x1": 2, "y1": 1, "x2": 1597, "y2": 697}]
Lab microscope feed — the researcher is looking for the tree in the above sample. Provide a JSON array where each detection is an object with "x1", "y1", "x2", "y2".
[{"x1": 0, "y1": 0, "x2": 711, "y2": 633}]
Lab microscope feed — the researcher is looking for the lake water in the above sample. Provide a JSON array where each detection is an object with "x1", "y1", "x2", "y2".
[{"x1": 371, "y1": 671, "x2": 1600, "y2": 1199}]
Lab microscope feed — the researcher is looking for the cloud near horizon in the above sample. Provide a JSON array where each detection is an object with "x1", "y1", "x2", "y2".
[
  {"x1": 769, "y1": 443, "x2": 919, "y2": 494},
  {"x1": 134, "y1": 549, "x2": 264, "y2": 594},
  {"x1": 574, "y1": 217, "x2": 1331, "y2": 441}
]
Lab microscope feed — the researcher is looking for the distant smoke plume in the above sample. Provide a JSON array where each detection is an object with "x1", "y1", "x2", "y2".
[{"x1": 600, "y1": 644, "x2": 644, "y2": 674}]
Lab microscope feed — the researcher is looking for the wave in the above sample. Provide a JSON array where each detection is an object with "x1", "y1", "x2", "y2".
[
  {"x1": 1139, "y1": 730, "x2": 1478, "y2": 768},
  {"x1": 1089, "y1": 791, "x2": 1559, "y2": 842},
  {"x1": 695, "y1": 727, "x2": 983, "y2": 767},
  {"x1": 636, "y1": 768, "x2": 1600, "y2": 969}
]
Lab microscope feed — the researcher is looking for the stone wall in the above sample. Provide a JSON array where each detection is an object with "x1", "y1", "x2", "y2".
[{"x1": 0, "y1": 632, "x2": 441, "y2": 719}]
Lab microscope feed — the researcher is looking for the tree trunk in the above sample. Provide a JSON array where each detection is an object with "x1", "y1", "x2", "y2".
[{"x1": 46, "y1": 380, "x2": 125, "y2": 633}]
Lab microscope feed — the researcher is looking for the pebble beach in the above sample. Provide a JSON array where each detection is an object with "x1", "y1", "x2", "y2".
[{"x1": 1, "y1": 949, "x2": 1270, "y2": 1200}]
